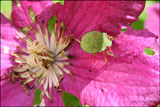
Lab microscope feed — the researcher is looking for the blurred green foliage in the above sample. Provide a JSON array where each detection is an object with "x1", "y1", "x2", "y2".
[
  {"x1": 1, "y1": 1, "x2": 12, "y2": 20},
  {"x1": 48, "y1": 16, "x2": 57, "y2": 35},
  {"x1": 62, "y1": 91, "x2": 82, "y2": 107},
  {"x1": 33, "y1": 89, "x2": 41, "y2": 106},
  {"x1": 52, "y1": 0, "x2": 64, "y2": 5}
]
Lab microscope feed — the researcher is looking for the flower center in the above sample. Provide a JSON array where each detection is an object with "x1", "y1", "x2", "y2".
[
  {"x1": 26, "y1": 40, "x2": 54, "y2": 68},
  {"x1": 10, "y1": 21, "x2": 73, "y2": 104}
]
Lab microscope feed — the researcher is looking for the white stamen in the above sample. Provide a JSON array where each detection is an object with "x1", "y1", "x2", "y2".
[
  {"x1": 39, "y1": 98, "x2": 45, "y2": 106},
  {"x1": 20, "y1": 72, "x2": 30, "y2": 78},
  {"x1": 53, "y1": 65, "x2": 63, "y2": 76},
  {"x1": 63, "y1": 68, "x2": 71, "y2": 74},
  {"x1": 23, "y1": 78, "x2": 34, "y2": 85},
  {"x1": 44, "y1": 25, "x2": 50, "y2": 49},
  {"x1": 44, "y1": 74, "x2": 49, "y2": 90},
  {"x1": 56, "y1": 56, "x2": 69, "y2": 61},
  {"x1": 51, "y1": 69, "x2": 59, "y2": 87},
  {"x1": 50, "y1": 33, "x2": 57, "y2": 53},
  {"x1": 55, "y1": 62, "x2": 64, "y2": 68},
  {"x1": 49, "y1": 72, "x2": 53, "y2": 88},
  {"x1": 35, "y1": 24, "x2": 45, "y2": 45}
]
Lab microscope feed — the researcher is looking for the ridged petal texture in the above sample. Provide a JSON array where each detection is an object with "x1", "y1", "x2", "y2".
[
  {"x1": 56, "y1": 1, "x2": 145, "y2": 38},
  {"x1": 11, "y1": 0, "x2": 55, "y2": 28}
]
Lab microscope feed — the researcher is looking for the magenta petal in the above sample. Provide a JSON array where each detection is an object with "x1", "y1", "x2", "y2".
[
  {"x1": 145, "y1": 3, "x2": 160, "y2": 36},
  {"x1": 62, "y1": 28, "x2": 159, "y2": 106},
  {"x1": 112, "y1": 27, "x2": 159, "y2": 70},
  {"x1": 11, "y1": 1, "x2": 31, "y2": 28},
  {"x1": 11, "y1": 0, "x2": 54, "y2": 28},
  {"x1": 1, "y1": 13, "x2": 24, "y2": 40},
  {"x1": 45, "y1": 89, "x2": 64, "y2": 106},
  {"x1": 1, "y1": 40, "x2": 16, "y2": 76},
  {"x1": 78, "y1": 62, "x2": 159, "y2": 106},
  {"x1": 1, "y1": 13, "x2": 24, "y2": 76},
  {"x1": 56, "y1": 1, "x2": 145, "y2": 38},
  {"x1": 1, "y1": 81, "x2": 33, "y2": 106}
]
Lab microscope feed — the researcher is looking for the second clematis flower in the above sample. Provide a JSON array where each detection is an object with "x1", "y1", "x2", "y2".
[{"x1": 1, "y1": 1, "x2": 159, "y2": 106}]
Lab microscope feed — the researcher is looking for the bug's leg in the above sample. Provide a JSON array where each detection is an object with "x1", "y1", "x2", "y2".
[
  {"x1": 72, "y1": 38, "x2": 81, "y2": 43},
  {"x1": 106, "y1": 47, "x2": 116, "y2": 59},
  {"x1": 75, "y1": 39, "x2": 81, "y2": 43},
  {"x1": 109, "y1": 36, "x2": 116, "y2": 41},
  {"x1": 103, "y1": 51, "x2": 108, "y2": 64},
  {"x1": 66, "y1": 38, "x2": 80, "y2": 48}
]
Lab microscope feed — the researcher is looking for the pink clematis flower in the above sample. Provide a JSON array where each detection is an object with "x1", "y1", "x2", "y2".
[
  {"x1": 1, "y1": 1, "x2": 159, "y2": 106},
  {"x1": 145, "y1": 3, "x2": 160, "y2": 36}
]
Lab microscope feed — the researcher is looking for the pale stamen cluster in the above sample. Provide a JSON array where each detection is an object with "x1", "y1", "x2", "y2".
[{"x1": 11, "y1": 21, "x2": 73, "y2": 104}]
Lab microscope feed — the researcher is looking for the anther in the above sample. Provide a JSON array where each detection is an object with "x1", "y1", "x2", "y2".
[
  {"x1": 14, "y1": 72, "x2": 19, "y2": 75},
  {"x1": 67, "y1": 55, "x2": 74, "y2": 58},
  {"x1": 44, "y1": 65, "x2": 48, "y2": 69},
  {"x1": 35, "y1": 15, "x2": 39, "y2": 22},
  {"x1": 42, "y1": 20, "x2": 45, "y2": 24},
  {"x1": 70, "y1": 63, "x2": 73, "y2": 65},
  {"x1": 71, "y1": 39, "x2": 74, "y2": 41},
  {"x1": 20, "y1": 81, "x2": 24, "y2": 84},
  {"x1": 26, "y1": 84, "x2": 35, "y2": 89},
  {"x1": 57, "y1": 89, "x2": 62, "y2": 93},
  {"x1": 59, "y1": 77, "x2": 64, "y2": 82},
  {"x1": 12, "y1": 58, "x2": 15, "y2": 61}
]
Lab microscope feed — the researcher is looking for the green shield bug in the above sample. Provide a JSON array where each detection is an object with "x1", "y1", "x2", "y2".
[
  {"x1": 80, "y1": 31, "x2": 115, "y2": 64},
  {"x1": 80, "y1": 31, "x2": 112, "y2": 53}
]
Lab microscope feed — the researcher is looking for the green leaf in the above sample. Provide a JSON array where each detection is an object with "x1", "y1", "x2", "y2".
[
  {"x1": 33, "y1": 89, "x2": 41, "y2": 106},
  {"x1": 131, "y1": 19, "x2": 144, "y2": 30},
  {"x1": 62, "y1": 91, "x2": 82, "y2": 107},
  {"x1": 1, "y1": 1, "x2": 12, "y2": 20},
  {"x1": 52, "y1": 0, "x2": 64, "y2": 5},
  {"x1": 144, "y1": 47, "x2": 155, "y2": 56},
  {"x1": 48, "y1": 16, "x2": 57, "y2": 35},
  {"x1": 122, "y1": 28, "x2": 127, "y2": 32},
  {"x1": 84, "y1": 104, "x2": 90, "y2": 107},
  {"x1": 81, "y1": 31, "x2": 112, "y2": 53}
]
